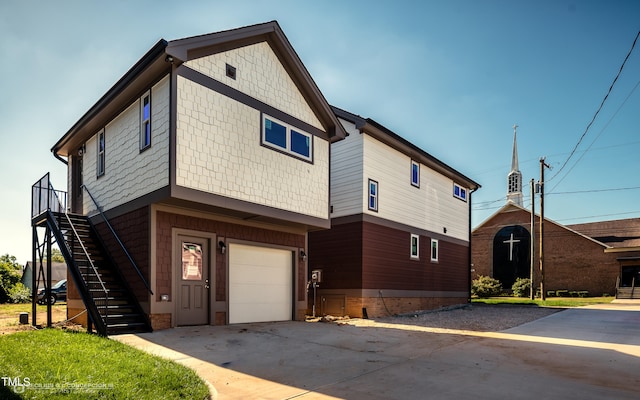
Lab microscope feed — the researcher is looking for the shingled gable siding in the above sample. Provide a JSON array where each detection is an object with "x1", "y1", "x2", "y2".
[
  {"x1": 185, "y1": 41, "x2": 323, "y2": 131},
  {"x1": 175, "y1": 72, "x2": 330, "y2": 220},
  {"x1": 82, "y1": 76, "x2": 170, "y2": 215}
]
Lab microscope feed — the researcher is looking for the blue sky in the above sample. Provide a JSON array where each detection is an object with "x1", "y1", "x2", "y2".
[{"x1": 1, "y1": 0, "x2": 639, "y2": 264}]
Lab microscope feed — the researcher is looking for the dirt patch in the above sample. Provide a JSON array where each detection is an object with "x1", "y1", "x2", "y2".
[
  {"x1": 0, "y1": 303, "x2": 69, "y2": 335},
  {"x1": 365, "y1": 304, "x2": 563, "y2": 331}
]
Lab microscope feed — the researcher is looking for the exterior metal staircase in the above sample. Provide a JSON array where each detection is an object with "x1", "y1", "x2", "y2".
[
  {"x1": 58, "y1": 213, "x2": 151, "y2": 334},
  {"x1": 31, "y1": 174, "x2": 152, "y2": 335}
]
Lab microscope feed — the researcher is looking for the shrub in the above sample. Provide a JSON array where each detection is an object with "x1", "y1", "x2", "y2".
[
  {"x1": 472, "y1": 276, "x2": 502, "y2": 298},
  {"x1": 511, "y1": 278, "x2": 531, "y2": 297},
  {"x1": 8, "y1": 282, "x2": 30, "y2": 303}
]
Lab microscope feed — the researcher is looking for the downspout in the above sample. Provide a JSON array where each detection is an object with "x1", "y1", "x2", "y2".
[{"x1": 468, "y1": 186, "x2": 479, "y2": 303}]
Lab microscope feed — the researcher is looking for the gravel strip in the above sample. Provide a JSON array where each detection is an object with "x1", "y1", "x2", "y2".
[{"x1": 373, "y1": 304, "x2": 563, "y2": 332}]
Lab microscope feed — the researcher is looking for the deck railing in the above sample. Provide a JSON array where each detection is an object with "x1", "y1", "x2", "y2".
[{"x1": 32, "y1": 173, "x2": 67, "y2": 219}]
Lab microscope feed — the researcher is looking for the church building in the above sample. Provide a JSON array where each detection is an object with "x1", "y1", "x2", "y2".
[{"x1": 471, "y1": 126, "x2": 640, "y2": 298}]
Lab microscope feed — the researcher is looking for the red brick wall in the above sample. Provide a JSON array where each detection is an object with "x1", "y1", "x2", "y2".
[{"x1": 472, "y1": 208, "x2": 619, "y2": 296}]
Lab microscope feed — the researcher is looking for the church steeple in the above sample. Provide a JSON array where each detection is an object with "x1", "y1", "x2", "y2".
[{"x1": 507, "y1": 124, "x2": 523, "y2": 206}]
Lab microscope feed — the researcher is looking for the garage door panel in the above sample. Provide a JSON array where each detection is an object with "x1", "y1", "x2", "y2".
[{"x1": 229, "y1": 244, "x2": 293, "y2": 324}]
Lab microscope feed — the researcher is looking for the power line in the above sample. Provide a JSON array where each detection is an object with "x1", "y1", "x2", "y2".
[
  {"x1": 548, "y1": 185, "x2": 640, "y2": 195},
  {"x1": 548, "y1": 29, "x2": 640, "y2": 183},
  {"x1": 548, "y1": 77, "x2": 640, "y2": 193}
]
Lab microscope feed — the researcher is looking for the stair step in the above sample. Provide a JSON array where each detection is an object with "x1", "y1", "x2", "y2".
[{"x1": 48, "y1": 211, "x2": 151, "y2": 335}]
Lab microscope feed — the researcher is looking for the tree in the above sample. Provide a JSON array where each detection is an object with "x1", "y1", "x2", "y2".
[
  {"x1": 50, "y1": 248, "x2": 65, "y2": 263},
  {"x1": 0, "y1": 254, "x2": 22, "y2": 303}
]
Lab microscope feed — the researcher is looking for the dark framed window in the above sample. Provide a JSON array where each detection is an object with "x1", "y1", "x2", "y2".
[
  {"x1": 97, "y1": 130, "x2": 105, "y2": 177},
  {"x1": 262, "y1": 114, "x2": 312, "y2": 161},
  {"x1": 368, "y1": 179, "x2": 378, "y2": 211},
  {"x1": 411, "y1": 160, "x2": 420, "y2": 187},
  {"x1": 140, "y1": 91, "x2": 151, "y2": 151},
  {"x1": 453, "y1": 183, "x2": 467, "y2": 202}
]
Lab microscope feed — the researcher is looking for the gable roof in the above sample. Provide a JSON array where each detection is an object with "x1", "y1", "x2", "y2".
[
  {"x1": 472, "y1": 202, "x2": 610, "y2": 248},
  {"x1": 332, "y1": 106, "x2": 480, "y2": 191},
  {"x1": 568, "y1": 218, "x2": 640, "y2": 249},
  {"x1": 52, "y1": 21, "x2": 346, "y2": 158}
]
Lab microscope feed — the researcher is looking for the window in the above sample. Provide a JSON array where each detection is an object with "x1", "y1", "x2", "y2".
[
  {"x1": 453, "y1": 183, "x2": 467, "y2": 202},
  {"x1": 368, "y1": 179, "x2": 378, "y2": 211},
  {"x1": 140, "y1": 91, "x2": 151, "y2": 150},
  {"x1": 410, "y1": 234, "x2": 419, "y2": 259},
  {"x1": 262, "y1": 115, "x2": 312, "y2": 161},
  {"x1": 411, "y1": 160, "x2": 420, "y2": 187},
  {"x1": 97, "y1": 130, "x2": 105, "y2": 177},
  {"x1": 431, "y1": 239, "x2": 439, "y2": 262}
]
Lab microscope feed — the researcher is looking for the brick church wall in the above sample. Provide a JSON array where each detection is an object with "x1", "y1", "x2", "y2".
[{"x1": 472, "y1": 207, "x2": 618, "y2": 296}]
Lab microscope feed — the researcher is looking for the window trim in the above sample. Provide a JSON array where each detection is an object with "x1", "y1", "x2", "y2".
[
  {"x1": 430, "y1": 238, "x2": 439, "y2": 262},
  {"x1": 140, "y1": 90, "x2": 151, "y2": 151},
  {"x1": 411, "y1": 160, "x2": 420, "y2": 188},
  {"x1": 410, "y1": 234, "x2": 420, "y2": 259},
  {"x1": 261, "y1": 114, "x2": 313, "y2": 162},
  {"x1": 453, "y1": 183, "x2": 467, "y2": 202},
  {"x1": 97, "y1": 129, "x2": 105, "y2": 178},
  {"x1": 368, "y1": 179, "x2": 379, "y2": 212}
]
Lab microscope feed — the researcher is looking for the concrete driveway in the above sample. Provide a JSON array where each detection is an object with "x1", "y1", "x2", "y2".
[{"x1": 114, "y1": 303, "x2": 640, "y2": 399}]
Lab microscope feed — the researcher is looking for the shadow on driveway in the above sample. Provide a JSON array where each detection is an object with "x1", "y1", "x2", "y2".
[{"x1": 114, "y1": 305, "x2": 640, "y2": 399}]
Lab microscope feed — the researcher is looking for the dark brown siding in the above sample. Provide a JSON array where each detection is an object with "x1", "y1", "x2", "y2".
[
  {"x1": 156, "y1": 211, "x2": 306, "y2": 302},
  {"x1": 309, "y1": 218, "x2": 469, "y2": 293},
  {"x1": 93, "y1": 207, "x2": 150, "y2": 303},
  {"x1": 362, "y1": 221, "x2": 468, "y2": 291},
  {"x1": 308, "y1": 221, "x2": 363, "y2": 289}
]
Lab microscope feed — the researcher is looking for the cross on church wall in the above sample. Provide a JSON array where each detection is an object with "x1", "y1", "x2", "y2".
[{"x1": 503, "y1": 233, "x2": 521, "y2": 261}]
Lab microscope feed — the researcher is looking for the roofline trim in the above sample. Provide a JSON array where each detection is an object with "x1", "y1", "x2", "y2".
[
  {"x1": 332, "y1": 106, "x2": 479, "y2": 190},
  {"x1": 51, "y1": 39, "x2": 169, "y2": 156}
]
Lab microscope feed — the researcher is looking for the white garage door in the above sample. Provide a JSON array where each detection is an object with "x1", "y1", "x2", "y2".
[{"x1": 228, "y1": 243, "x2": 293, "y2": 324}]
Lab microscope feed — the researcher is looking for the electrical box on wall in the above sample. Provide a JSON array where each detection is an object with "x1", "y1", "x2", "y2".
[{"x1": 311, "y1": 269, "x2": 322, "y2": 283}]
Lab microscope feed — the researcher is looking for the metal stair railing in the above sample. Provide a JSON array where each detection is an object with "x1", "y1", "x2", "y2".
[
  {"x1": 81, "y1": 185, "x2": 153, "y2": 295},
  {"x1": 31, "y1": 173, "x2": 110, "y2": 334},
  {"x1": 57, "y1": 211, "x2": 110, "y2": 330}
]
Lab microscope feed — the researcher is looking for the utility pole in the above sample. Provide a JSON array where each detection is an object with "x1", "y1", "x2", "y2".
[
  {"x1": 539, "y1": 158, "x2": 550, "y2": 301},
  {"x1": 530, "y1": 178, "x2": 535, "y2": 300}
]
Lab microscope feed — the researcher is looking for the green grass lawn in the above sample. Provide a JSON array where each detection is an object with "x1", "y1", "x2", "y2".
[
  {"x1": 472, "y1": 296, "x2": 615, "y2": 307},
  {"x1": 0, "y1": 329, "x2": 210, "y2": 399}
]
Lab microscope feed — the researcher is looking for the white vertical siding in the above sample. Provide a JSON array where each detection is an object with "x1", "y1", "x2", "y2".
[
  {"x1": 175, "y1": 77, "x2": 329, "y2": 220},
  {"x1": 82, "y1": 75, "x2": 170, "y2": 214}
]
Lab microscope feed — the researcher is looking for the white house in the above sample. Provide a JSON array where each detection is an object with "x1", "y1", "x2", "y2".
[{"x1": 308, "y1": 107, "x2": 480, "y2": 318}]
